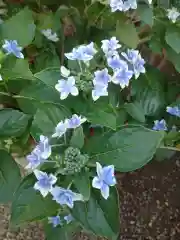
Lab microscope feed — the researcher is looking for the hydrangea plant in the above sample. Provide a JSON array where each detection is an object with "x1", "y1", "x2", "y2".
[{"x1": 0, "y1": 0, "x2": 179, "y2": 239}]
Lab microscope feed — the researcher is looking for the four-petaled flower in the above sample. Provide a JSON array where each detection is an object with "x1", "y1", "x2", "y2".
[
  {"x1": 101, "y1": 37, "x2": 121, "y2": 56},
  {"x1": 26, "y1": 147, "x2": 44, "y2": 170},
  {"x1": 93, "y1": 68, "x2": 111, "y2": 86},
  {"x1": 65, "y1": 42, "x2": 97, "y2": 62},
  {"x1": 167, "y1": 8, "x2": 180, "y2": 23},
  {"x1": 107, "y1": 54, "x2": 127, "y2": 70},
  {"x1": 52, "y1": 120, "x2": 69, "y2": 138},
  {"x1": 109, "y1": 0, "x2": 137, "y2": 12},
  {"x1": 112, "y1": 65, "x2": 133, "y2": 88},
  {"x1": 64, "y1": 214, "x2": 73, "y2": 224},
  {"x1": 34, "y1": 170, "x2": 57, "y2": 197},
  {"x1": 50, "y1": 186, "x2": 84, "y2": 208},
  {"x1": 48, "y1": 216, "x2": 62, "y2": 227},
  {"x1": 152, "y1": 119, "x2": 168, "y2": 131},
  {"x1": 55, "y1": 76, "x2": 79, "y2": 100},
  {"x1": 2, "y1": 40, "x2": 24, "y2": 58},
  {"x1": 41, "y1": 29, "x2": 59, "y2": 42},
  {"x1": 92, "y1": 162, "x2": 116, "y2": 200},
  {"x1": 68, "y1": 114, "x2": 87, "y2": 129},
  {"x1": 37, "y1": 135, "x2": 52, "y2": 160},
  {"x1": 166, "y1": 106, "x2": 180, "y2": 117}
]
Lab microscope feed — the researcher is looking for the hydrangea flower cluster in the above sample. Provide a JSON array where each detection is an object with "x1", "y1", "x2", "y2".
[{"x1": 63, "y1": 37, "x2": 145, "y2": 102}]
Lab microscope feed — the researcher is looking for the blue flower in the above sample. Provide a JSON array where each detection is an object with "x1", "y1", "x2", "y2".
[
  {"x1": 52, "y1": 120, "x2": 69, "y2": 138},
  {"x1": 50, "y1": 186, "x2": 83, "y2": 208},
  {"x1": 167, "y1": 7, "x2": 180, "y2": 23},
  {"x1": 55, "y1": 76, "x2": 79, "y2": 100},
  {"x1": 92, "y1": 85, "x2": 108, "y2": 101},
  {"x1": 65, "y1": 42, "x2": 97, "y2": 62},
  {"x1": 166, "y1": 106, "x2": 180, "y2": 117},
  {"x1": 107, "y1": 54, "x2": 127, "y2": 70},
  {"x1": 101, "y1": 37, "x2": 121, "y2": 56},
  {"x1": 123, "y1": 0, "x2": 137, "y2": 11},
  {"x1": 33, "y1": 170, "x2": 57, "y2": 197},
  {"x1": 122, "y1": 50, "x2": 145, "y2": 79},
  {"x1": 112, "y1": 65, "x2": 133, "y2": 88},
  {"x1": 92, "y1": 162, "x2": 116, "y2": 200},
  {"x1": 64, "y1": 214, "x2": 73, "y2": 224},
  {"x1": 109, "y1": 0, "x2": 124, "y2": 12},
  {"x1": 48, "y1": 216, "x2": 62, "y2": 227},
  {"x1": 93, "y1": 68, "x2": 111, "y2": 86},
  {"x1": 37, "y1": 135, "x2": 51, "y2": 160},
  {"x1": 152, "y1": 119, "x2": 167, "y2": 131},
  {"x1": 26, "y1": 147, "x2": 44, "y2": 170},
  {"x1": 2, "y1": 40, "x2": 24, "y2": 59},
  {"x1": 68, "y1": 114, "x2": 87, "y2": 129}
]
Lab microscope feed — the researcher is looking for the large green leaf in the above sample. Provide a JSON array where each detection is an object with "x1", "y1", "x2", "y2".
[
  {"x1": 0, "y1": 150, "x2": 21, "y2": 203},
  {"x1": 72, "y1": 187, "x2": 119, "y2": 239},
  {"x1": 31, "y1": 104, "x2": 71, "y2": 139},
  {"x1": 73, "y1": 171, "x2": 90, "y2": 201},
  {"x1": 114, "y1": 17, "x2": 139, "y2": 48},
  {"x1": 137, "y1": 4, "x2": 154, "y2": 26},
  {"x1": 124, "y1": 102, "x2": 145, "y2": 123},
  {"x1": 84, "y1": 126, "x2": 164, "y2": 172},
  {"x1": 0, "y1": 7, "x2": 36, "y2": 47},
  {"x1": 0, "y1": 109, "x2": 30, "y2": 138},
  {"x1": 35, "y1": 67, "x2": 60, "y2": 87},
  {"x1": 11, "y1": 174, "x2": 59, "y2": 226},
  {"x1": 165, "y1": 28, "x2": 180, "y2": 54}
]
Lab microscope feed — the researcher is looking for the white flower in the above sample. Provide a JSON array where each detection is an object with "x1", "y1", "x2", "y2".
[
  {"x1": 167, "y1": 7, "x2": 180, "y2": 23},
  {"x1": 60, "y1": 66, "x2": 70, "y2": 78},
  {"x1": 41, "y1": 29, "x2": 59, "y2": 42},
  {"x1": 55, "y1": 76, "x2": 79, "y2": 100},
  {"x1": 52, "y1": 120, "x2": 69, "y2": 138}
]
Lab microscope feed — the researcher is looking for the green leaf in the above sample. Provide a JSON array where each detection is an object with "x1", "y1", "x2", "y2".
[
  {"x1": 72, "y1": 187, "x2": 119, "y2": 239},
  {"x1": 0, "y1": 7, "x2": 36, "y2": 47},
  {"x1": 10, "y1": 174, "x2": 58, "y2": 226},
  {"x1": 70, "y1": 126, "x2": 84, "y2": 149},
  {"x1": 35, "y1": 67, "x2": 60, "y2": 88},
  {"x1": 137, "y1": 4, "x2": 154, "y2": 26},
  {"x1": 31, "y1": 104, "x2": 71, "y2": 139},
  {"x1": 0, "y1": 150, "x2": 21, "y2": 203},
  {"x1": 124, "y1": 102, "x2": 145, "y2": 123},
  {"x1": 84, "y1": 126, "x2": 164, "y2": 172},
  {"x1": 165, "y1": 28, "x2": 180, "y2": 54},
  {"x1": 2, "y1": 58, "x2": 34, "y2": 80},
  {"x1": 0, "y1": 109, "x2": 30, "y2": 138},
  {"x1": 44, "y1": 222, "x2": 79, "y2": 240},
  {"x1": 114, "y1": 17, "x2": 139, "y2": 48},
  {"x1": 73, "y1": 171, "x2": 90, "y2": 201}
]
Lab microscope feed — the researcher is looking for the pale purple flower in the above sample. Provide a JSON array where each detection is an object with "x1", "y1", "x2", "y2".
[
  {"x1": 112, "y1": 65, "x2": 133, "y2": 88},
  {"x1": 109, "y1": 0, "x2": 124, "y2": 12},
  {"x1": 92, "y1": 85, "x2": 108, "y2": 101},
  {"x1": 55, "y1": 76, "x2": 79, "y2": 100},
  {"x1": 166, "y1": 106, "x2": 180, "y2": 117},
  {"x1": 123, "y1": 0, "x2": 137, "y2": 11},
  {"x1": 65, "y1": 42, "x2": 97, "y2": 62},
  {"x1": 50, "y1": 186, "x2": 83, "y2": 208},
  {"x1": 93, "y1": 68, "x2": 111, "y2": 86},
  {"x1": 52, "y1": 120, "x2": 69, "y2": 138},
  {"x1": 64, "y1": 214, "x2": 73, "y2": 224},
  {"x1": 101, "y1": 37, "x2": 121, "y2": 56},
  {"x1": 26, "y1": 147, "x2": 44, "y2": 170},
  {"x1": 68, "y1": 114, "x2": 87, "y2": 129},
  {"x1": 107, "y1": 54, "x2": 127, "y2": 70},
  {"x1": 167, "y1": 8, "x2": 180, "y2": 23},
  {"x1": 48, "y1": 216, "x2": 62, "y2": 227},
  {"x1": 2, "y1": 40, "x2": 24, "y2": 58},
  {"x1": 92, "y1": 162, "x2": 116, "y2": 200},
  {"x1": 152, "y1": 119, "x2": 167, "y2": 131},
  {"x1": 122, "y1": 50, "x2": 145, "y2": 79},
  {"x1": 33, "y1": 170, "x2": 57, "y2": 197},
  {"x1": 37, "y1": 135, "x2": 51, "y2": 160}
]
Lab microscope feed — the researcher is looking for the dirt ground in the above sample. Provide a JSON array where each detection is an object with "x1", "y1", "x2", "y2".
[{"x1": 1, "y1": 154, "x2": 180, "y2": 240}]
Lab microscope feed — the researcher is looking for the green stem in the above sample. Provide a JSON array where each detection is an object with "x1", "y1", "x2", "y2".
[{"x1": 158, "y1": 146, "x2": 180, "y2": 152}]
